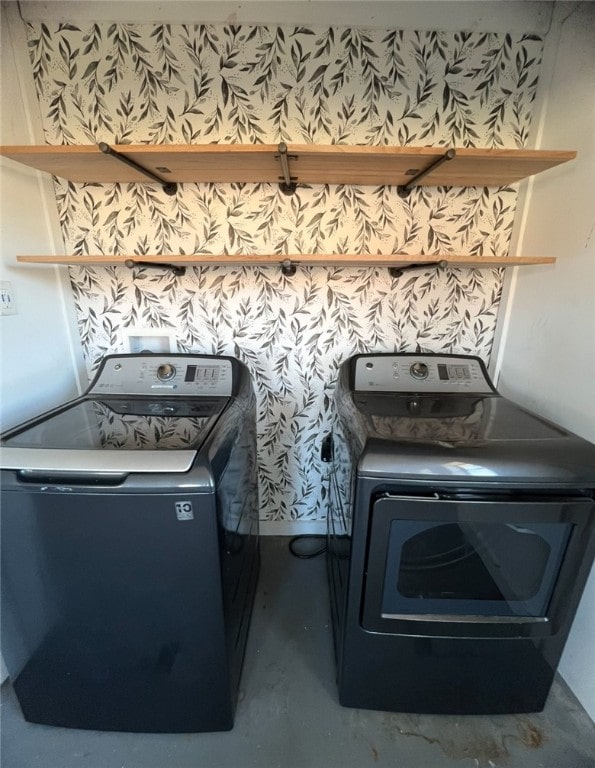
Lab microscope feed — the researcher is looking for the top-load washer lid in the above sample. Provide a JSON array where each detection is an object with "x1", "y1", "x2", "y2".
[
  {"x1": 0, "y1": 353, "x2": 240, "y2": 474},
  {"x1": 338, "y1": 353, "x2": 595, "y2": 484},
  {"x1": 0, "y1": 396, "x2": 228, "y2": 473}
]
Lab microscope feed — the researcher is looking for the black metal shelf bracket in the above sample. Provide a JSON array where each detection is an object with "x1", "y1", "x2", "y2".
[
  {"x1": 98, "y1": 143, "x2": 177, "y2": 196},
  {"x1": 281, "y1": 259, "x2": 297, "y2": 276},
  {"x1": 276, "y1": 143, "x2": 298, "y2": 195},
  {"x1": 397, "y1": 148, "x2": 456, "y2": 198},
  {"x1": 388, "y1": 259, "x2": 448, "y2": 278},
  {"x1": 124, "y1": 259, "x2": 186, "y2": 277}
]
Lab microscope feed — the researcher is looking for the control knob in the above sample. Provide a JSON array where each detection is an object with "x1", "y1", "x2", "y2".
[
  {"x1": 410, "y1": 362, "x2": 429, "y2": 380},
  {"x1": 157, "y1": 363, "x2": 176, "y2": 381}
]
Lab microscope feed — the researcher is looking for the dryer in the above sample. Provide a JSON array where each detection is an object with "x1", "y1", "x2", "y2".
[
  {"x1": 1, "y1": 353, "x2": 259, "y2": 733},
  {"x1": 327, "y1": 353, "x2": 595, "y2": 714}
]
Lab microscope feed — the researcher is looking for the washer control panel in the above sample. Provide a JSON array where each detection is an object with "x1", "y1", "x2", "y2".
[
  {"x1": 353, "y1": 354, "x2": 495, "y2": 394},
  {"x1": 89, "y1": 355, "x2": 234, "y2": 397}
]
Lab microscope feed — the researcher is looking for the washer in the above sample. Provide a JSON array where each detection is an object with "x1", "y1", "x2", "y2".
[
  {"x1": 1, "y1": 353, "x2": 259, "y2": 733},
  {"x1": 327, "y1": 353, "x2": 595, "y2": 715}
]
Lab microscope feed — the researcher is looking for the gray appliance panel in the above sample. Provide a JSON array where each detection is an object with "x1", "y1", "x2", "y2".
[
  {"x1": 0, "y1": 487, "x2": 233, "y2": 731},
  {"x1": 90, "y1": 355, "x2": 234, "y2": 397},
  {"x1": 354, "y1": 354, "x2": 495, "y2": 394}
]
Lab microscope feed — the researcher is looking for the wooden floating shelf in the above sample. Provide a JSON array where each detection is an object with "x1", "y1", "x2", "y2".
[
  {"x1": 17, "y1": 254, "x2": 556, "y2": 269},
  {"x1": 0, "y1": 143, "x2": 576, "y2": 189}
]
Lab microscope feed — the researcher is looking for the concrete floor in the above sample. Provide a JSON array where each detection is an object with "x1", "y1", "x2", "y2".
[{"x1": 1, "y1": 536, "x2": 594, "y2": 768}]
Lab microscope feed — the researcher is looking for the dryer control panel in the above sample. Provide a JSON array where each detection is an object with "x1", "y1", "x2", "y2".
[
  {"x1": 353, "y1": 354, "x2": 496, "y2": 394},
  {"x1": 89, "y1": 354, "x2": 234, "y2": 397}
]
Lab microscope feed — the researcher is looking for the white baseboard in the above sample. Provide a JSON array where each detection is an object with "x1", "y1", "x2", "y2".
[{"x1": 259, "y1": 520, "x2": 327, "y2": 536}]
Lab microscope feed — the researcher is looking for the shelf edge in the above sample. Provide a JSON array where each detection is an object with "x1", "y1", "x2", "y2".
[{"x1": 16, "y1": 254, "x2": 556, "y2": 268}]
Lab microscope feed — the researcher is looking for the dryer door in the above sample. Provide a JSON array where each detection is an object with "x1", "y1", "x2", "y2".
[{"x1": 362, "y1": 492, "x2": 594, "y2": 638}]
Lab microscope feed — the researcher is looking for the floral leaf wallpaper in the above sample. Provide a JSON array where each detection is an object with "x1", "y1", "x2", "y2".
[{"x1": 26, "y1": 22, "x2": 542, "y2": 528}]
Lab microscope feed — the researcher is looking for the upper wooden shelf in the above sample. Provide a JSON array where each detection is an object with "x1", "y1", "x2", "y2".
[{"x1": 0, "y1": 143, "x2": 576, "y2": 189}]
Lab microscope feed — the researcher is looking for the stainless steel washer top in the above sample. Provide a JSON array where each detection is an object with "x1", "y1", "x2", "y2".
[{"x1": 1, "y1": 354, "x2": 237, "y2": 474}]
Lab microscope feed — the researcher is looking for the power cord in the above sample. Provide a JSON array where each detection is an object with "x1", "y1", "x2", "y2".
[{"x1": 288, "y1": 434, "x2": 332, "y2": 559}]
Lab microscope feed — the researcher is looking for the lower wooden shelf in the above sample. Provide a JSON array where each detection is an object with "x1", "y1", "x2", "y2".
[{"x1": 16, "y1": 254, "x2": 555, "y2": 271}]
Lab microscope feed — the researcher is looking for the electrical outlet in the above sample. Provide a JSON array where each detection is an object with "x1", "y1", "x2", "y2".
[{"x1": 0, "y1": 281, "x2": 17, "y2": 315}]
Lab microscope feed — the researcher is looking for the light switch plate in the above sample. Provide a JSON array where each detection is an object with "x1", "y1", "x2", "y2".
[{"x1": 0, "y1": 281, "x2": 17, "y2": 315}]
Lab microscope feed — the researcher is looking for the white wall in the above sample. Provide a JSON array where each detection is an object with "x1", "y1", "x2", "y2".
[
  {"x1": 496, "y1": 2, "x2": 595, "y2": 721},
  {"x1": 0, "y1": 2, "x2": 86, "y2": 683},
  {"x1": 0, "y1": 3, "x2": 85, "y2": 431}
]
